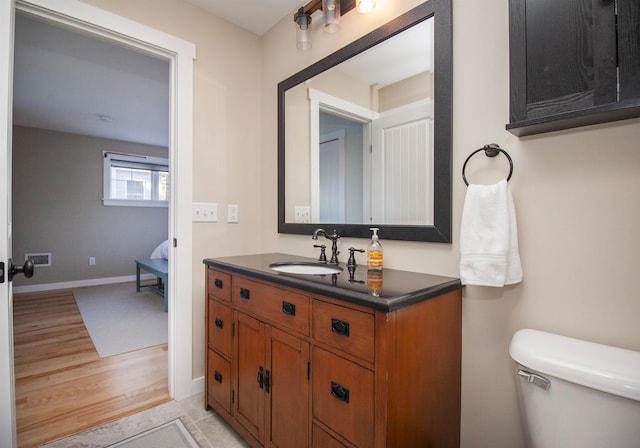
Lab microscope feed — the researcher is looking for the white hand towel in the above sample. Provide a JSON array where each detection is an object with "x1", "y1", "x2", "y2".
[{"x1": 459, "y1": 179, "x2": 522, "y2": 287}]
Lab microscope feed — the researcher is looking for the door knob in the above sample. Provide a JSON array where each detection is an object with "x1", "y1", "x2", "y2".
[{"x1": 9, "y1": 258, "x2": 35, "y2": 282}]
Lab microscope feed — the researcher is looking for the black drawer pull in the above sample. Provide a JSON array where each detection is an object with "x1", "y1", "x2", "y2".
[
  {"x1": 257, "y1": 366, "x2": 264, "y2": 389},
  {"x1": 331, "y1": 318, "x2": 350, "y2": 336},
  {"x1": 282, "y1": 301, "x2": 296, "y2": 316},
  {"x1": 215, "y1": 317, "x2": 223, "y2": 329},
  {"x1": 214, "y1": 278, "x2": 223, "y2": 288},
  {"x1": 331, "y1": 381, "x2": 350, "y2": 403},
  {"x1": 214, "y1": 371, "x2": 222, "y2": 383},
  {"x1": 240, "y1": 288, "x2": 251, "y2": 300}
]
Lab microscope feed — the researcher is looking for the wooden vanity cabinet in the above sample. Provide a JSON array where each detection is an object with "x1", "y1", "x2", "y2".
[{"x1": 205, "y1": 265, "x2": 462, "y2": 448}]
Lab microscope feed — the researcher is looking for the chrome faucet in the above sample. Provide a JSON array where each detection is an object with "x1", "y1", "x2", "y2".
[{"x1": 312, "y1": 228, "x2": 340, "y2": 265}]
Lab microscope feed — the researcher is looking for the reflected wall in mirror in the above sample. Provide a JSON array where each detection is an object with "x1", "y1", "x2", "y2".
[{"x1": 278, "y1": 0, "x2": 452, "y2": 242}]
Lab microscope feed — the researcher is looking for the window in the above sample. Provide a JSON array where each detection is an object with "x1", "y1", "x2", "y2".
[{"x1": 103, "y1": 151, "x2": 169, "y2": 207}]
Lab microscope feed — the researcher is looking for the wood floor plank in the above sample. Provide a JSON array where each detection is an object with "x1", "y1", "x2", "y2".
[{"x1": 13, "y1": 286, "x2": 170, "y2": 448}]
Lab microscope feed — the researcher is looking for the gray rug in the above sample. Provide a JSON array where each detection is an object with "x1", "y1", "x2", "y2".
[
  {"x1": 107, "y1": 418, "x2": 200, "y2": 448},
  {"x1": 73, "y1": 282, "x2": 167, "y2": 358}
]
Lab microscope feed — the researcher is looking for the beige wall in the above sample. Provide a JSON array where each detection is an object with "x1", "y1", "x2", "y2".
[
  {"x1": 79, "y1": 1, "x2": 640, "y2": 447},
  {"x1": 262, "y1": 1, "x2": 640, "y2": 448},
  {"x1": 12, "y1": 126, "x2": 168, "y2": 287},
  {"x1": 80, "y1": 0, "x2": 264, "y2": 383}
]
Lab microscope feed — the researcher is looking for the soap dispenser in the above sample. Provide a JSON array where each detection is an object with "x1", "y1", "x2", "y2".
[{"x1": 367, "y1": 227, "x2": 383, "y2": 270}]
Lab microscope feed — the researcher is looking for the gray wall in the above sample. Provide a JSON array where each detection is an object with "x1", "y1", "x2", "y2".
[{"x1": 12, "y1": 126, "x2": 168, "y2": 287}]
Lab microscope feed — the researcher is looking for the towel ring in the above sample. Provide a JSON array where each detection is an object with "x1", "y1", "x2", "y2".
[{"x1": 462, "y1": 143, "x2": 513, "y2": 186}]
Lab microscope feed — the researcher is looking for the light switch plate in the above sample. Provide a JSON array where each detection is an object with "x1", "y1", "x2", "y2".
[
  {"x1": 228, "y1": 204, "x2": 239, "y2": 223},
  {"x1": 294, "y1": 206, "x2": 311, "y2": 223},
  {"x1": 192, "y1": 202, "x2": 218, "y2": 222}
]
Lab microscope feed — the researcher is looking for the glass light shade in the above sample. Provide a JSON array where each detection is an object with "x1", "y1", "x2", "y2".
[
  {"x1": 323, "y1": 0, "x2": 341, "y2": 33},
  {"x1": 296, "y1": 11, "x2": 312, "y2": 50},
  {"x1": 356, "y1": 0, "x2": 376, "y2": 14}
]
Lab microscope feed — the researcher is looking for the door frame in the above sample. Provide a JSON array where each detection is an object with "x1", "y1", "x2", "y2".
[{"x1": 1, "y1": 1, "x2": 195, "y2": 445}]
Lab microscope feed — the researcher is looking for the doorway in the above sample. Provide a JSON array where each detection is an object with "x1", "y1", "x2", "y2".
[{"x1": 1, "y1": 1, "x2": 195, "y2": 446}]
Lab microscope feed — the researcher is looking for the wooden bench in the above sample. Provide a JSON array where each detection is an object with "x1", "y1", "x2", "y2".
[{"x1": 135, "y1": 258, "x2": 168, "y2": 312}]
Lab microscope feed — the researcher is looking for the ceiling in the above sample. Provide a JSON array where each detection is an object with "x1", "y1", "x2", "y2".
[
  {"x1": 12, "y1": 1, "x2": 303, "y2": 147},
  {"x1": 184, "y1": 0, "x2": 303, "y2": 35},
  {"x1": 12, "y1": 2, "x2": 426, "y2": 149}
]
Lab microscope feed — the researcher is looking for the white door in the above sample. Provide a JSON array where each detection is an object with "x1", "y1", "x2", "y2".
[
  {"x1": 0, "y1": 1, "x2": 17, "y2": 445},
  {"x1": 1, "y1": 2, "x2": 195, "y2": 446},
  {"x1": 370, "y1": 101, "x2": 434, "y2": 225},
  {"x1": 319, "y1": 130, "x2": 346, "y2": 223}
]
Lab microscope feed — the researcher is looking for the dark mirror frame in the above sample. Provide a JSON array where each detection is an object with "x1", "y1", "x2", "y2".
[{"x1": 278, "y1": 0, "x2": 452, "y2": 243}]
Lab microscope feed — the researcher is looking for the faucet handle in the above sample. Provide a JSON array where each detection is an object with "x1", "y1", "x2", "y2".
[
  {"x1": 313, "y1": 244, "x2": 327, "y2": 263},
  {"x1": 347, "y1": 247, "x2": 365, "y2": 267}
]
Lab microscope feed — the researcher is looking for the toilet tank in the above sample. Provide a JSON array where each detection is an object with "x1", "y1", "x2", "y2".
[{"x1": 509, "y1": 329, "x2": 640, "y2": 448}]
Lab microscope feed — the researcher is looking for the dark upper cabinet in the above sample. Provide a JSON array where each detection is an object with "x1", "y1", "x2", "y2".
[{"x1": 507, "y1": 0, "x2": 640, "y2": 136}]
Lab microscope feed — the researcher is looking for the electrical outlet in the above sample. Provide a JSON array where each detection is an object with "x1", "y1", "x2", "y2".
[
  {"x1": 294, "y1": 206, "x2": 311, "y2": 223},
  {"x1": 228, "y1": 204, "x2": 239, "y2": 223},
  {"x1": 89, "y1": 257, "x2": 96, "y2": 266},
  {"x1": 192, "y1": 202, "x2": 218, "y2": 222}
]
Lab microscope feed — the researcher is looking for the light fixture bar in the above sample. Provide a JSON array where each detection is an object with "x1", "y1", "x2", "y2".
[{"x1": 294, "y1": 0, "x2": 355, "y2": 21}]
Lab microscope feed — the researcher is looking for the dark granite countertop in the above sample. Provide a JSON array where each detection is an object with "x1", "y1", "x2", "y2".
[{"x1": 203, "y1": 253, "x2": 462, "y2": 312}]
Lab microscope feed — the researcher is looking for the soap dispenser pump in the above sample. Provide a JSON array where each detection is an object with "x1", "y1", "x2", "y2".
[{"x1": 367, "y1": 227, "x2": 383, "y2": 270}]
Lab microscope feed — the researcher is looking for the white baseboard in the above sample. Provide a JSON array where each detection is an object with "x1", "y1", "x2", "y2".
[
  {"x1": 191, "y1": 376, "x2": 205, "y2": 396},
  {"x1": 13, "y1": 273, "x2": 157, "y2": 294}
]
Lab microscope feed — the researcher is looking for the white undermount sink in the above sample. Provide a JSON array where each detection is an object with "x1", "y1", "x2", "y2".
[{"x1": 269, "y1": 261, "x2": 342, "y2": 275}]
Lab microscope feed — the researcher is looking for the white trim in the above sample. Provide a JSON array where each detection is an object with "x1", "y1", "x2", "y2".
[
  {"x1": 191, "y1": 376, "x2": 205, "y2": 396},
  {"x1": 103, "y1": 151, "x2": 170, "y2": 206},
  {"x1": 15, "y1": 0, "x2": 196, "y2": 405},
  {"x1": 12, "y1": 273, "x2": 158, "y2": 294},
  {"x1": 0, "y1": 1, "x2": 17, "y2": 445},
  {"x1": 308, "y1": 88, "x2": 376, "y2": 223},
  {"x1": 103, "y1": 199, "x2": 169, "y2": 208}
]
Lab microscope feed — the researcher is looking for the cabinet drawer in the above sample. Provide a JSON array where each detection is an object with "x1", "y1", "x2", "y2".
[
  {"x1": 207, "y1": 349, "x2": 232, "y2": 414},
  {"x1": 313, "y1": 424, "x2": 349, "y2": 448},
  {"x1": 312, "y1": 347, "x2": 374, "y2": 448},
  {"x1": 208, "y1": 268, "x2": 231, "y2": 302},
  {"x1": 208, "y1": 299, "x2": 232, "y2": 358},
  {"x1": 312, "y1": 300, "x2": 374, "y2": 363},
  {"x1": 233, "y1": 277, "x2": 310, "y2": 335}
]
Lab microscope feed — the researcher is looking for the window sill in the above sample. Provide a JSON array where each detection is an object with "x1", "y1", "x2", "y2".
[{"x1": 102, "y1": 199, "x2": 168, "y2": 208}]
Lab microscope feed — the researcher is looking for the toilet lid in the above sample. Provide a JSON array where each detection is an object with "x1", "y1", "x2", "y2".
[{"x1": 509, "y1": 329, "x2": 640, "y2": 402}]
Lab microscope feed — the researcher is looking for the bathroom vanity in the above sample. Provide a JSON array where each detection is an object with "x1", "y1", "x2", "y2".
[{"x1": 203, "y1": 253, "x2": 462, "y2": 448}]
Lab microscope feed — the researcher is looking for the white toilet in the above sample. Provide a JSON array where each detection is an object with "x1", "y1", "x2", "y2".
[{"x1": 509, "y1": 329, "x2": 640, "y2": 448}]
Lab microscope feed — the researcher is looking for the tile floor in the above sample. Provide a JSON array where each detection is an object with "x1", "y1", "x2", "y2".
[{"x1": 40, "y1": 393, "x2": 251, "y2": 448}]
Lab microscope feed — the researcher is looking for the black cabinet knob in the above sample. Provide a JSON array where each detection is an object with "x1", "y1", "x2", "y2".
[{"x1": 331, "y1": 318, "x2": 350, "y2": 336}]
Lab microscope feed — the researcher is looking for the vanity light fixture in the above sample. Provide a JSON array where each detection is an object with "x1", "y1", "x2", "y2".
[
  {"x1": 295, "y1": 7, "x2": 312, "y2": 50},
  {"x1": 322, "y1": 0, "x2": 340, "y2": 33},
  {"x1": 294, "y1": 0, "x2": 374, "y2": 50},
  {"x1": 356, "y1": 0, "x2": 375, "y2": 14}
]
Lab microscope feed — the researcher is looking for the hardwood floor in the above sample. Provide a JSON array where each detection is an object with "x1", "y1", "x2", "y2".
[{"x1": 13, "y1": 288, "x2": 171, "y2": 448}]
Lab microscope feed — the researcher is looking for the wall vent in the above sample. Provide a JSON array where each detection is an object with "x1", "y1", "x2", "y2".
[{"x1": 25, "y1": 252, "x2": 52, "y2": 267}]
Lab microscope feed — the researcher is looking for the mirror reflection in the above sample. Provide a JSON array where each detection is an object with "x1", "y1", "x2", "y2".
[{"x1": 285, "y1": 19, "x2": 434, "y2": 226}]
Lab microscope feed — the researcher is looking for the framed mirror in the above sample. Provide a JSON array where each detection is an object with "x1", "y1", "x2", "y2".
[{"x1": 278, "y1": 0, "x2": 452, "y2": 242}]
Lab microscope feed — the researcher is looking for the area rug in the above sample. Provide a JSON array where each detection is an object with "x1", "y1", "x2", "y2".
[
  {"x1": 73, "y1": 282, "x2": 167, "y2": 358},
  {"x1": 107, "y1": 418, "x2": 200, "y2": 448}
]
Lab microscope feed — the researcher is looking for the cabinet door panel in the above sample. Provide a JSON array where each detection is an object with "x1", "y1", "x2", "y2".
[
  {"x1": 313, "y1": 423, "x2": 348, "y2": 448},
  {"x1": 208, "y1": 268, "x2": 231, "y2": 302},
  {"x1": 235, "y1": 312, "x2": 265, "y2": 443},
  {"x1": 270, "y1": 328, "x2": 309, "y2": 448},
  {"x1": 208, "y1": 299, "x2": 232, "y2": 358},
  {"x1": 207, "y1": 349, "x2": 231, "y2": 414},
  {"x1": 312, "y1": 300, "x2": 374, "y2": 363},
  {"x1": 312, "y1": 347, "x2": 374, "y2": 448}
]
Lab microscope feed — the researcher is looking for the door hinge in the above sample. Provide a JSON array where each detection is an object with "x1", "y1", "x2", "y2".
[
  {"x1": 172, "y1": 238, "x2": 177, "y2": 247},
  {"x1": 232, "y1": 389, "x2": 235, "y2": 404},
  {"x1": 232, "y1": 322, "x2": 235, "y2": 337},
  {"x1": 0, "y1": 262, "x2": 4, "y2": 284},
  {"x1": 307, "y1": 361, "x2": 310, "y2": 380}
]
